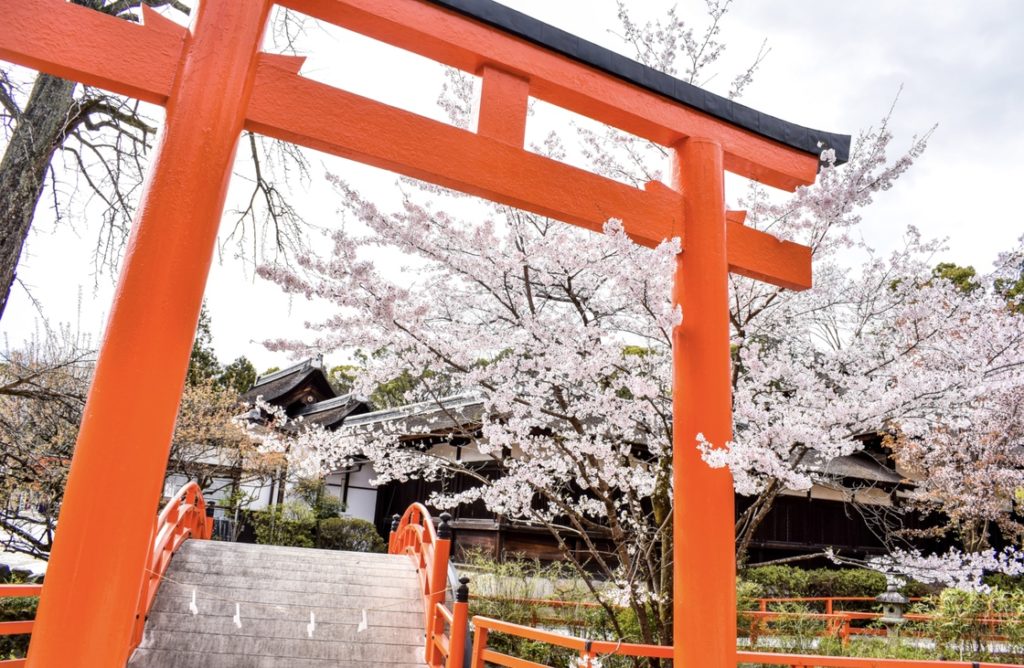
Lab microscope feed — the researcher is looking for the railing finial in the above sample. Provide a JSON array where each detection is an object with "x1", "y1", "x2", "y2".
[
  {"x1": 456, "y1": 575, "x2": 470, "y2": 603},
  {"x1": 438, "y1": 512, "x2": 453, "y2": 540},
  {"x1": 390, "y1": 513, "x2": 400, "y2": 533}
]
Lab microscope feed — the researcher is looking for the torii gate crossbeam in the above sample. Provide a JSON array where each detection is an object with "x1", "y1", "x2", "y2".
[{"x1": 0, "y1": 1, "x2": 849, "y2": 666}]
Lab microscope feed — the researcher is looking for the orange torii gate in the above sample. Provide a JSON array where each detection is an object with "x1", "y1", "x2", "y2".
[{"x1": 0, "y1": 0, "x2": 849, "y2": 666}]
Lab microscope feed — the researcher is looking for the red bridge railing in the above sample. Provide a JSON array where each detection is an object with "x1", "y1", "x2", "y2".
[
  {"x1": 389, "y1": 503, "x2": 470, "y2": 668},
  {"x1": 0, "y1": 583, "x2": 43, "y2": 668},
  {"x1": 383, "y1": 504, "x2": 1023, "y2": 668},
  {"x1": 469, "y1": 614, "x2": 1010, "y2": 668},
  {"x1": 130, "y1": 481, "x2": 213, "y2": 647}
]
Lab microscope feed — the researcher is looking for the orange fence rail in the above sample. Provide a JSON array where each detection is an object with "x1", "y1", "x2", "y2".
[
  {"x1": 129, "y1": 481, "x2": 213, "y2": 648},
  {"x1": 0, "y1": 583, "x2": 42, "y2": 668},
  {"x1": 389, "y1": 504, "x2": 470, "y2": 668},
  {"x1": 736, "y1": 652, "x2": 1008, "y2": 667},
  {"x1": 471, "y1": 615, "x2": 673, "y2": 667},
  {"x1": 745, "y1": 596, "x2": 1018, "y2": 645},
  {"x1": 469, "y1": 614, "x2": 1010, "y2": 668},
  {"x1": 473, "y1": 593, "x2": 1022, "y2": 647}
]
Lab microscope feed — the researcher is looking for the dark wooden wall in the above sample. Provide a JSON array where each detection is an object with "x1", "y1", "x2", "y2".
[{"x1": 374, "y1": 473, "x2": 918, "y2": 565}]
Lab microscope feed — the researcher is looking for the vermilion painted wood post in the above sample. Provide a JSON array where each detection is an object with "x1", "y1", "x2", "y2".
[
  {"x1": 672, "y1": 137, "x2": 736, "y2": 667},
  {"x1": 25, "y1": 2, "x2": 273, "y2": 665},
  {"x1": 447, "y1": 575, "x2": 470, "y2": 668},
  {"x1": 427, "y1": 513, "x2": 452, "y2": 666}
]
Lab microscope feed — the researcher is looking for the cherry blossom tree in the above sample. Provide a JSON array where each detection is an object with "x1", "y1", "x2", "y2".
[
  {"x1": 721, "y1": 229, "x2": 1024, "y2": 559},
  {"x1": 256, "y1": 2, "x2": 1024, "y2": 642}
]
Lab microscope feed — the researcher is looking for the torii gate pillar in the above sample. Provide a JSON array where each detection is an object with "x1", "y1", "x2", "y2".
[
  {"x1": 26, "y1": 2, "x2": 273, "y2": 666},
  {"x1": 673, "y1": 137, "x2": 736, "y2": 666}
]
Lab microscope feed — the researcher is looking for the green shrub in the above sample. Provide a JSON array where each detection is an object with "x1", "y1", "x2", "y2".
[
  {"x1": 251, "y1": 478, "x2": 351, "y2": 548},
  {"x1": 999, "y1": 588, "x2": 1024, "y2": 658},
  {"x1": 986, "y1": 573, "x2": 1024, "y2": 592},
  {"x1": 736, "y1": 579, "x2": 764, "y2": 637},
  {"x1": 815, "y1": 636, "x2": 936, "y2": 661},
  {"x1": 927, "y1": 588, "x2": 994, "y2": 661},
  {"x1": 294, "y1": 477, "x2": 344, "y2": 520},
  {"x1": 742, "y1": 565, "x2": 811, "y2": 597},
  {"x1": 316, "y1": 517, "x2": 386, "y2": 552},
  {"x1": 922, "y1": 587, "x2": 1024, "y2": 663},
  {"x1": 757, "y1": 601, "x2": 828, "y2": 653},
  {"x1": 805, "y1": 568, "x2": 885, "y2": 598},
  {"x1": 742, "y1": 564, "x2": 923, "y2": 601},
  {"x1": 252, "y1": 501, "x2": 316, "y2": 547}
]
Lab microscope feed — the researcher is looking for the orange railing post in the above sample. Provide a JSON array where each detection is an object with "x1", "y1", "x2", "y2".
[
  {"x1": 469, "y1": 626, "x2": 488, "y2": 668},
  {"x1": 388, "y1": 513, "x2": 400, "y2": 553},
  {"x1": 427, "y1": 513, "x2": 453, "y2": 665},
  {"x1": 448, "y1": 576, "x2": 470, "y2": 668},
  {"x1": 755, "y1": 599, "x2": 768, "y2": 644}
]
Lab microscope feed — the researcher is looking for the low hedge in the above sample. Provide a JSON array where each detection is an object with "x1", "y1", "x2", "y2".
[{"x1": 741, "y1": 564, "x2": 929, "y2": 599}]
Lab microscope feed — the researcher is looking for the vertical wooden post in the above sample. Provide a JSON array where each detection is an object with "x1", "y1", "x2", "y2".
[
  {"x1": 428, "y1": 513, "x2": 453, "y2": 666},
  {"x1": 469, "y1": 626, "x2": 488, "y2": 668},
  {"x1": 26, "y1": 2, "x2": 272, "y2": 665},
  {"x1": 447, "y1": 576, "x2": 470, "y2": 668},
  {"x1": 389, "y1": 513, "x2": 401, "y2": 553},
  {"x1": 672, "y1": 137, "x2": 736, "y2": 668},
  {"x1": 476, "y1": 66, "x2": 529, "y2": 147}
]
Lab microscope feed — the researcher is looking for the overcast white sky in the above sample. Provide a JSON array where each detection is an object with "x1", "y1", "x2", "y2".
[{"x1": 2, "y1": 0, "x2": 1022, "y2": 371}]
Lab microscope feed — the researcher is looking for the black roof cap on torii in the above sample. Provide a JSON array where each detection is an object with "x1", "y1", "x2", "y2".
[{"x1": 425, "y1": 0, "x2": 851, "y2": 166}]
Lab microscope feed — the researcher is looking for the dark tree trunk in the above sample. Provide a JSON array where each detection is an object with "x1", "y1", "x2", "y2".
[
  {"x1": 0, "y1": 73, "x2": 77, "y2": 320},
  {"x1": 735, "y1": 480, "x2": 784, "y2": 566}
]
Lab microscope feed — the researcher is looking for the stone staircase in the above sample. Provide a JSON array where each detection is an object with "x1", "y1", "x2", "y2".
[{"x1": 128, "y1": 540, "x2": 426, "y2": 667}]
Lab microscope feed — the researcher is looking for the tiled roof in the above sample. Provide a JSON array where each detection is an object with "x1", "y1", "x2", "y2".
[
  {"x1": 240, "y1": 359, "x2": 333, "y2": 405},
  {"x1": 295, "y1": 393, "x2": 373, "y2": 429},
  {"x1": 341, "y1": 394, "x2": 484, "y2": 435}
]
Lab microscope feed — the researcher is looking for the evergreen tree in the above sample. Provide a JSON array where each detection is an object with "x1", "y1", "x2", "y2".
[{"x1": 185, "y1": 304, "x2": 220, "y2": 387}]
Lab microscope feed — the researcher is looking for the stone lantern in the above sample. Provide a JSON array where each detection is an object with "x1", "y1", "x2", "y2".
[{"x1": 876, "y1": 580, "x2": 909, "y2": 637}]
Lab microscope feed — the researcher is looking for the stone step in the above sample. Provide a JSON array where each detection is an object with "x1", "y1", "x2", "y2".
[
  {"x1": 182, "y1": 541, "x2": 410, "y2": 564},
  {"x1": 137, "y1": 629, "x2": 424, "y2": 663},
  {"x1": 170, "y1": 559, "x2": 421, "y2": 583},
  {"x1": 156, "y1": 580, "x2": 424, "y2": 609},
  {"x1": 161, "y1": 571, "x2": 421, "y2": 599},
  {"x1": 129, "y1": 647, "x2": 425, "y2": 668},
  {"x1": 172, "y1": 552, "x2": 418, "y2": 573},
  {"x1": 143, "y1": 610, "x2": 425, "y2": 645},
  {"x1": 149, "y1": 593, "x2": 425, "y2": 627}
]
